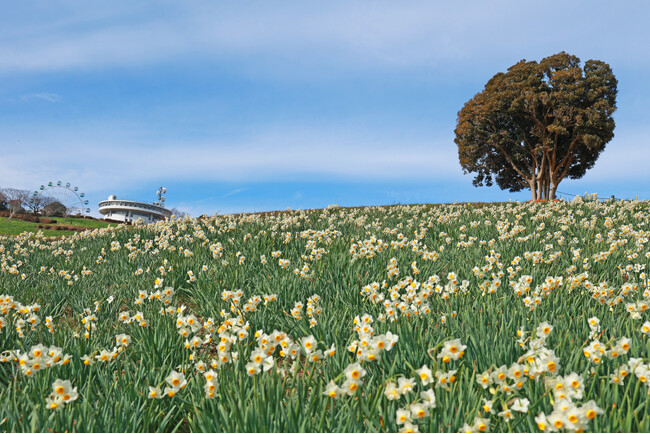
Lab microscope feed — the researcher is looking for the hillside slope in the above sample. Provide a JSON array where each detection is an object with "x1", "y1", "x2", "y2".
[{"x1": 0, "y1": 200, "x2": 649, "y2": 432}]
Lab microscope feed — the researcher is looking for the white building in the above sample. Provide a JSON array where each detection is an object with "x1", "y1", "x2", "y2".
[{"x1": 98, "y1": 195, "x2": 172, "y2": 223}]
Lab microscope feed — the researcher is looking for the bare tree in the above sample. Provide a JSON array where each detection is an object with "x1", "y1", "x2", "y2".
[
  {"x1": 8, "y1": 200, "x2": 24, "y2": 219},
  {"x1": 26, "y1": 195, "x2": 55, "y2": 214},
  {"x1": 1, "y1": 188, "x2": 30, "y2": 219}
]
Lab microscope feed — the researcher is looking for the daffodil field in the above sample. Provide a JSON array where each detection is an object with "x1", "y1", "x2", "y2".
[{"x1": 2, "y1": 197, "x2": 650, "y2": 432}]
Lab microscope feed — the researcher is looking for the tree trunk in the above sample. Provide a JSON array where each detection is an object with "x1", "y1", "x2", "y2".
[
  {"x1": 529, "y1": 179, "x2": 538, "y2": 201},
  {"x1": 537, "y1": 177, "x2": 549, "y2": 201},
  {"x1": 548, "y1": 166, "x2": 558, "y2": 200},
  {"x1": 544, "y1": 179, "x2": 551, "y2": 200}
]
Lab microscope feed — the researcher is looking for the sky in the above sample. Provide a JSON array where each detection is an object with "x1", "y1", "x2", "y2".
[{"x1": 1, "y1": 1, "x2": 649, "y2": 216}]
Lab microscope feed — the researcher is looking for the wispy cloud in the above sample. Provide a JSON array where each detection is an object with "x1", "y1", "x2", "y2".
[
  {"x1": 221, "y1": 188, "x2": 246, "y2": 198},
  {"x1": 0, "y1": 123, "x2": 462, "y2": 194},
  {"x1": 0, "y1": 1, "x2": 646, "y2": 76},
  {"x1": 2, "y1": 119, "x2": 646, "y2": 196},
  {"x1": 19, "y1": 92, "x2": 61, "y2": 102}
]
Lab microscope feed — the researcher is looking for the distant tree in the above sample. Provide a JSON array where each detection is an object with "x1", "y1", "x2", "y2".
[
  {"x1": 8, "y1": 200, "x2": 25, "y2": 219},
  {"x1": 1, "y1": 188, "x2": 30, "y2": 219},
  {"x1": 455, "y1": 52, "x2": 617, "y2": 200},
  {"x1": 0, "y1": 190, "x2": 7, "y2": 211},
  {"x1": 169, "y1": 208, "x2": 190, "y2": 219},
  {"x1": 26, "y1": 195, "x2": 55, "y2": 214},
  {"x1": 44, "y1": 201, "x2": 67, "y2": 217}
]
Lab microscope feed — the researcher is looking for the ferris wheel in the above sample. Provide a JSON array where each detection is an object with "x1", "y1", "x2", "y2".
[{"x1": 34, "y1": 181, "x2": 90, "y2": 216}]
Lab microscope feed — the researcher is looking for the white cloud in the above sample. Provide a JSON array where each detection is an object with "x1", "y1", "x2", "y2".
[
  {"x1": 0, "y1": 123, "x2": 462, "y2": 194},
  {"x1": 0, "y1": 1, "x2": 646, "y2": 76},
  {"x1": 19, "y1": 92, "x2": 61, "y2": 102}
]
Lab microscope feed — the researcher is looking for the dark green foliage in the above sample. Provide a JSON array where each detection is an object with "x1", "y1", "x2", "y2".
[{"x1": 455, "y1": 52, "x2": 618, "y2": 200}]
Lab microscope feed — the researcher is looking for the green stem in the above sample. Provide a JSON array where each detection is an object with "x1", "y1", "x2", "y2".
[{"x1": 586, "y1": 362, "x2": 601, "y2": 400}]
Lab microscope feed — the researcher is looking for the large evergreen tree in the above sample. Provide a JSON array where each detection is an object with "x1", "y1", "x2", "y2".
[{"x1": 455, "y1": 52, "x2": 617, "y2": 200}]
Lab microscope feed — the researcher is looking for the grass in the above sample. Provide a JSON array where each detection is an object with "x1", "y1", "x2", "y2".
[
  {"x1": 51, "y1": 217, "x2": 116, "y2": 229},
  {"x1": 1, "y1": 198, "x2": 650, "y2": 432},
  {"x1": 0, "y1": 216, "x2": 114, "y2": 237}
]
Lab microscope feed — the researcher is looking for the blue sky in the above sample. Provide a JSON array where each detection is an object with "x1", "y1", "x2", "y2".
[{"x1": 1, "y1": 1, "x2": 648, "y2": 216}]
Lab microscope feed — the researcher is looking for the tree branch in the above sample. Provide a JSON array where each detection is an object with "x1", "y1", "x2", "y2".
[{"x1": 553, "y1": 135, "x2": 581, "y2": 178}]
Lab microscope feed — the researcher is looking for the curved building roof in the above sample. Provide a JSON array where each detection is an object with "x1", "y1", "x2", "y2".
[{"x1": 98, "y1": 195, "x2": 172, "y2": 220}]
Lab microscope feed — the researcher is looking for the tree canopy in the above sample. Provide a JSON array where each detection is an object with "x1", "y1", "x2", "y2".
[
  {"x1": 454, "y1": 52, "x2": 617, "y2": 200},
  {"x1": 44, "y1": 201, "x2": 67, "y2": 217}
]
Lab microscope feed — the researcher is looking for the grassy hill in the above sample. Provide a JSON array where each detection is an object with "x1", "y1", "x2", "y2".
[
  {"x1": 0, "y1": 215, "x2": 115, "y2": 237},
  {"x1": 1, "y1": 199, "x2": 649, "y2": 432}
]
